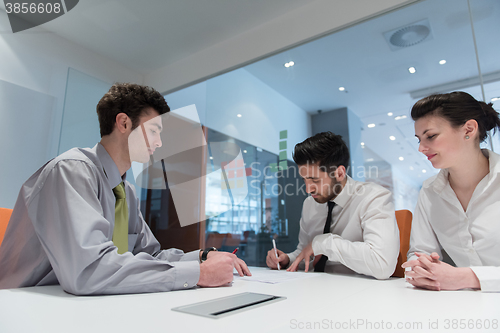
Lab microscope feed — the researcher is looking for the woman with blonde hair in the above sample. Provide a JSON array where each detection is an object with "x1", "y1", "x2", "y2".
[{"x1": 403, "y1": 91, "x2": 500, "y2": 292}]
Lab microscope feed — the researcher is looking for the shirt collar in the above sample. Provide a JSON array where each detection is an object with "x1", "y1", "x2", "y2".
[
  {"x1": 428, "y1": 149, "x2": 499, "y2": 194},
  {"x1": 331, "y1": 175, "x2": 353, "y2": 208},
  {"x1": 428, "y1": 168, "x2": 448, "y2": 194},
  {"x1": 485, "y1": 149, "x2": 500, "y2": 176},
  {"x1": 95, "y1": 143, "x2": 124, "y2": 189}
]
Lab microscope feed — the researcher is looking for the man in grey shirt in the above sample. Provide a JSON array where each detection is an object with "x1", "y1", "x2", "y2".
[{"x1": 0, "y1": 83, "x2": 250, "y2": 295}]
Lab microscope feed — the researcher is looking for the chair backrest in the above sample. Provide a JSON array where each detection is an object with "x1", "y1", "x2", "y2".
[
  {"x1": 0, "y1": 208, "x2": 13, "y2": 247},
  {"x1": 392, "y1": 209, "x2": 413, "y2": 278}
]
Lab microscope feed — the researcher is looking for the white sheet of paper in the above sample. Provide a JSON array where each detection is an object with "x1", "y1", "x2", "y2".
[{"x1": 233, "y1": 269, "x2": 317, "y2": 284}]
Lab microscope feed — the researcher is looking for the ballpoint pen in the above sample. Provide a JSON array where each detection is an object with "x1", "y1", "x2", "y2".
[
  {"x1": 232, "y1": 247, "x2": 239, "y2": 254},
  {"x1": 272, "y1": 239, "x2": 280, "y2": 270}
]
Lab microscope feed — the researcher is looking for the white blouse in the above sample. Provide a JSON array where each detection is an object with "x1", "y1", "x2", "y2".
[{"x1": 408, "y1": 149, "x2": 500, "y2": 292}]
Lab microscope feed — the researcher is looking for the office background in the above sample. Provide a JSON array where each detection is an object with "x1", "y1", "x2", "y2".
[{"x1": 1, "y1": 0, "x2": 499, "y2": 266}]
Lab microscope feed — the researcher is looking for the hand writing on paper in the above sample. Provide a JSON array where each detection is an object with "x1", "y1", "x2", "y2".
[
  {"x1": 198, "y1": 253, "x2": 234, "y2": 287},
  {"x1": 208, "y1": 251, "x2": 252, "y2": 277},
  {"x1": 266, "y1": 248, "x2": 290, "y2": 270},
  {"x1": 402, "y1": 252, "x2": 480, "y2": 291},
  {"x1": 198, "y1": 252, "x2": 251, "y2": 287},
  {"x1": 287, "y1": 243, "x2": 318, "y2": 273}
]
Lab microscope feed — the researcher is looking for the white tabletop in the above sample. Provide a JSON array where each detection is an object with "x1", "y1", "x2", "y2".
[{"x1": 0, "y1": 267, "x2": 498, "y2": 333}]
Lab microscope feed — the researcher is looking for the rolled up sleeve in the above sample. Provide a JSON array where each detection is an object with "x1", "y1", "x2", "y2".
[{"x1": 312, "y1": 190, "x2": 399, "y2": 279}]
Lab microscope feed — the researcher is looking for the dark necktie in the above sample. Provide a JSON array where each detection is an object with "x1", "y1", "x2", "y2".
[
  {"x1": 112, "y1": 182, "x2": 128, "y2": 254},
  {"x1": 314, "y1": 201, "x2": 336, "y2": 272}
]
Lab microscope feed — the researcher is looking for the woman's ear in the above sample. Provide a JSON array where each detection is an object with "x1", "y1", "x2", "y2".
[{"x1": 463, "y1": 119, "x2": 478, "y2": 140}]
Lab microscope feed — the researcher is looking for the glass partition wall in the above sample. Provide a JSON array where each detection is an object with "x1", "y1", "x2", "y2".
[
  {"x1": 202, "y1": 128, "x2": 305, "y2": 266},
  {"x1": 139, "y1": 124, "x2": 306, "y2": 266}
]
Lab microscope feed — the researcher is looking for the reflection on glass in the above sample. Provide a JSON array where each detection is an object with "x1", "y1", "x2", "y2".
[{"x1": 204, "y1": 128, "x2": 303, "y2": 266}]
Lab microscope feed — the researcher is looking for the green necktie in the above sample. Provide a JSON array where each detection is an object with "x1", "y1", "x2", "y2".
[{"x1": 112, "y1": 182, "x2": 128, "y2": 254}]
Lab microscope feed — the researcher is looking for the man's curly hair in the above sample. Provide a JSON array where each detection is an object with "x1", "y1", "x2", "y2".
[{"x1": 96, "y1": 83, "x2": 170, "y2": 137}]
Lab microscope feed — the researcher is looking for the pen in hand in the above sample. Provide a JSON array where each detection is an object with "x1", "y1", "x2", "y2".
[
  {"x1": 272, "y1": 239, "x2": 280, "y2": 270},
  {"x1": 232, "y1": 247, "x2": 239, "y2": 255}
]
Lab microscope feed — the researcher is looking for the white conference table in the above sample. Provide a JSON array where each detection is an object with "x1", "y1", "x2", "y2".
[{"x1": 0, "y1": 267, "x2": 498, "y2": 333}]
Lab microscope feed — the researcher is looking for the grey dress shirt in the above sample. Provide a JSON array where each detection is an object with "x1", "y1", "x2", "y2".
[{"x1": 0, "y1": 144, "x2": 200, "y2": 295}]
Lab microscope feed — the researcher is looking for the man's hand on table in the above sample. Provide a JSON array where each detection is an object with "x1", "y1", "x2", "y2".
[
  {"x1": 287, "y1": 243, "x2": 318, "y2": 272},
  {"x1": 198, "y1": 252, "x2": 251, "y2": 287}
]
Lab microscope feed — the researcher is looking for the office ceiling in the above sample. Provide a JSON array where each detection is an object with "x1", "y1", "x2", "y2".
[
  {"x1": 22, "y1": 0, "x2": 310, "y2": 72},
  {"x1": 244, "y1": 0, "x2": 500, "y2": 186}
]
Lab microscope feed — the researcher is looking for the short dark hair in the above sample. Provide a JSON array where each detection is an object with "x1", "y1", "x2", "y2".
[
  {"x1": 293, "y1": 132, "x2": 350, "y2": 173},
  {"x1": 96, "y1": 83, "x2": 170, "y2": 137},
  {"x1": 411, "y1": 91, "x2": 500, "y2": 142}
]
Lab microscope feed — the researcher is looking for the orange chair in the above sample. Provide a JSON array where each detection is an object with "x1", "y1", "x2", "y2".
[
  {"x1": 0, "y1": 208, "x2": 13, "y2": 247},
  {"x1": 392, "y1": 209, "x2": 413, "y2": 278}
]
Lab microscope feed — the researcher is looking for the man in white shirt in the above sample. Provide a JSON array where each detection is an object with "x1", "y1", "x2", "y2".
[{"x1": 266, "y1": 132, "x2": 399, "y2": 279}]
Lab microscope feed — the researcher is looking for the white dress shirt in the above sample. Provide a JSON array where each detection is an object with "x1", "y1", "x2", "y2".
[
  {"x1": 408, "y1": 149, "x2": 500, "y2": 292},
  {"x1": 0, "y1": 144, "x2": 200, "y2": 295},
  {"x1": 287, "y1": 176, "x2": 400, "y2": 279}
]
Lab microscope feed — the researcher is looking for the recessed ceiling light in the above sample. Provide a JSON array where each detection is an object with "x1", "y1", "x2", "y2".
[
  {"x1": 394, "y1": 115, "x2": 407, "y2": 120},
  {"x1": 422, "y1": 169, "x2": 427, "y2": 173},
  {"x1": 439, "y1": 60, "x2": 446, "y2": 65},
  {"x1": 399, "y1": 156, "x2": 404, "y2": 161},
  {"x1": 387, "y1": 112, "x2": 393, "y2": 116},
  {"x1": 339, "y1": 87, "x2": 345, "y2": 91},
  {"x1": 243, "y1": 150, "x2": 247, "y2": 153},
  {"x1": 389, "y1": 136, "x2": 396, "y2": 140},
  {"x1": 209, "y1": 156, "x2": 213, "y2": 160},
  {"x1": 361, "y1": 142, "x2": 365, "y2": 146},
  {"x1": 284, "y1": 61, "x2": 295, "y2": 68},
  {"x1": 408, "y1": 67, "x2": 416, "y2": 74},
  {"x1": 367, "y1": 124, "x2": 376, "y2": 128},
  {"x1": 237, "y1": 114, "x2": 242, "y2": 118},
  {"x1": 491, "y1": 97, "x2": 500, "y2": 102}
]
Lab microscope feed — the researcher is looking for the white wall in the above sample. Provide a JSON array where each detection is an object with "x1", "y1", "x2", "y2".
[
  {"x1": 58, "y1": 68, "x2": 111, "y2": 154},
  {"x1": 0, "y1": 80, "x2": 56, "y2": 209},
  {"x1": 392, "y1": 166, "x2": 420, "y2": 212},
  {"x1": 146, "y1": 0, "x2": 417, "y2": 94},
  {"x1": 0, "y1": 24, "x2": 143, "y2": 208},
  {"x1": 165, "y1": 68, "x2": 311, "y2": 158},
  {"x1": 347, "y1": 109, "x2": 366, "y2": 182}
]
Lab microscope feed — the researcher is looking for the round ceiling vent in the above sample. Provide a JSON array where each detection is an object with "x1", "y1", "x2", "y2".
[{"x1": 389, "y1": 25, "x2": 430, "y2": 47}]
